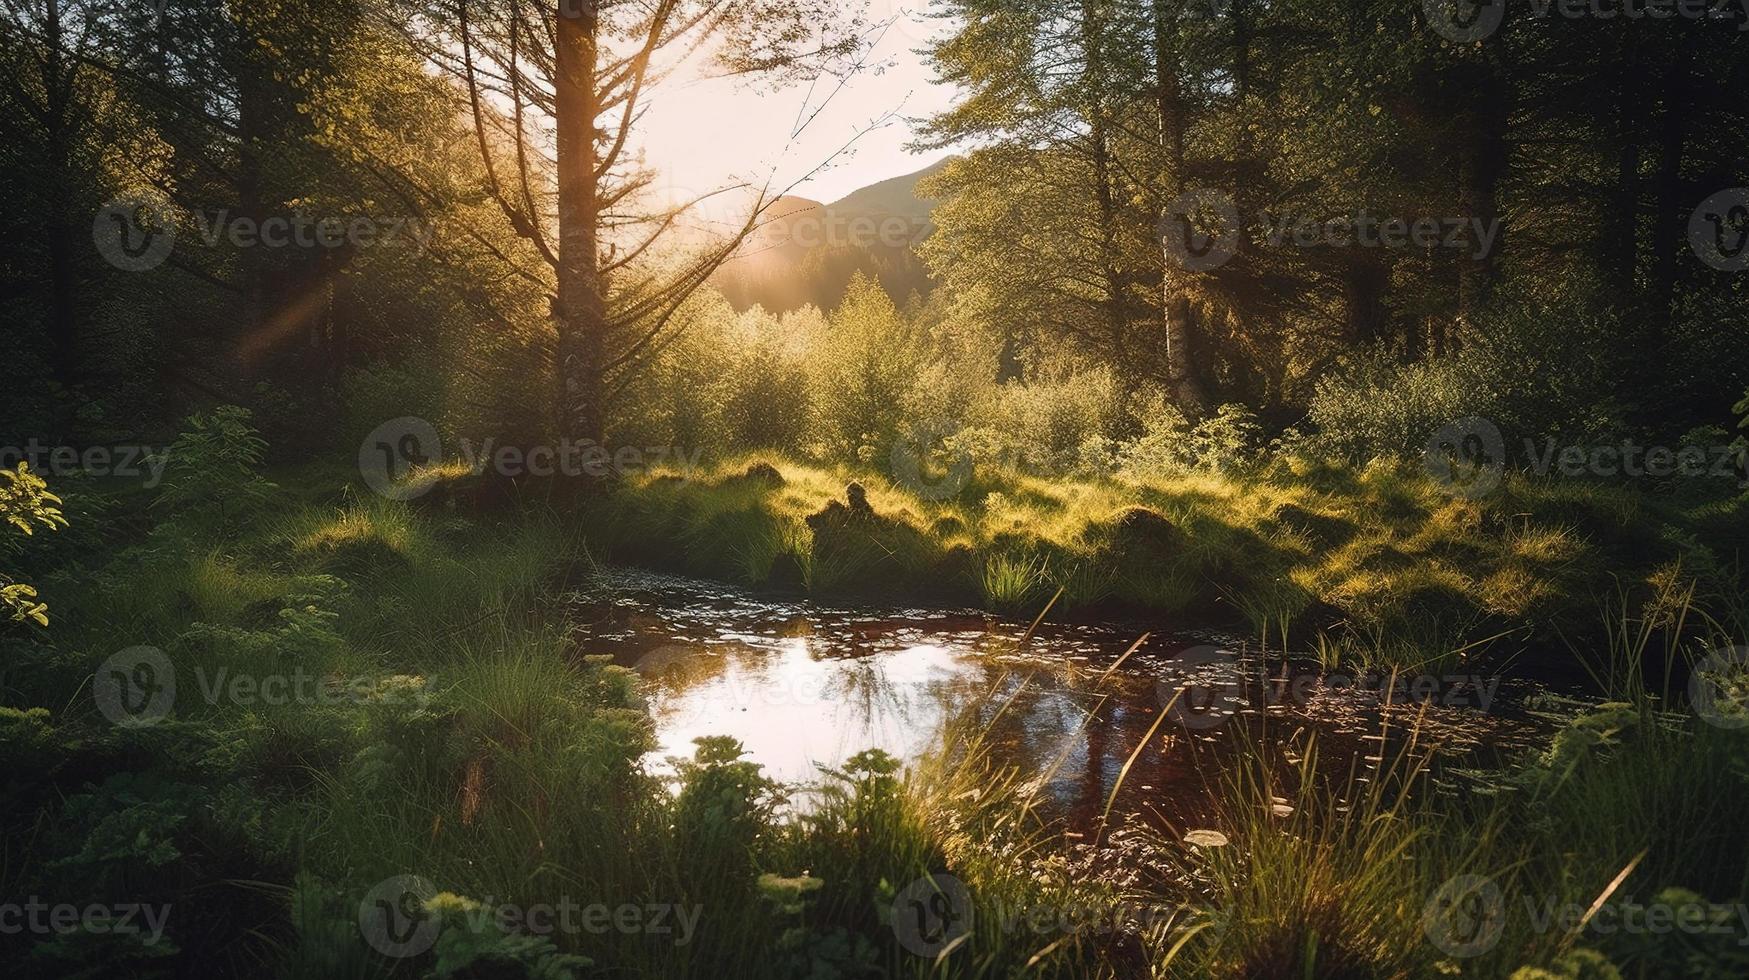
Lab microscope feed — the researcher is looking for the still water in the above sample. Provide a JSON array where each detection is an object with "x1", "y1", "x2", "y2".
[{"x1": 569, "y1": 569, "x2": 1551, "y2": 834}]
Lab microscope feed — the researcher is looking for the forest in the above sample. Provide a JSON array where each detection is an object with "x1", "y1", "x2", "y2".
[{"x1": 3, "y1": 0, "x2": 1749, "y2": 977}]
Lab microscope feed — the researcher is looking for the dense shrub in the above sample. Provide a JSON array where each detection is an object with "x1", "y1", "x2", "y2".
[{"x1": 1307, "y1": 292, "x2": 1629, "y2": 463}]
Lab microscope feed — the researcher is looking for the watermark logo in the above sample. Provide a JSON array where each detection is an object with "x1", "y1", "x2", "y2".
[
  {"x1": 1690, "y1": 646, "x2": 1749, "y2": 730},
  {"x1": 1425, "y1": 417, "x2": 1506, "y2": 499},
  {"x1": 891, "y1": 873, "x2": 974, "y2": 958},
  {"x1": 1161, "y1": 191, "x2": 1499, "y2": 269},
  {"x1": 762, "y1": 209, "x2": 931, "y2": 250},
  {"x1": 93, "y1": 646, "x2": 176, "y2": 728},
  {"x1": 1425, "y1": 875, "x2": 1749, "y2": 954},
  {"x1": 1429, "y1": 419, "x2": 1748, "y2": 498},
  {"x1": 1159, "y1": 189, "x2": 1242, "y2": 272},
  {"x1": 0, "y1": 441, "x2": 168, "y2": 488},
  {"x1": 1424, "y1": 0, "x2": 1507, "y2": 42},
  {"x1": 1523, "y1": 436, "x2": 1746, "y2": 487},
  {"x1": 1427, "y1": 0, "x2": 1749, "y2": 41},
  {"x1": 1690, "y1": 188, "x2": 1749, "y2": 272},
  {"x1": 359, "y1": 417, "x2": 443, "y2": 501},
  {"x1": 359, "y1": 417, "x2": 711, "y2": 500},
  {"x1": 181, "y1": 211, "x2": 435, "y2": 253},
  {"x1": 95, "y1": 200, "x2": 433, "y2": 272},
  {"x1": 891, "y1": 424, "x2": 974, "y2": 502},
  {"x1": 0, "y1": 899, "x2": 172, "y2": 945},
  {"x1": 94, "y1": 651, "x2": 433, "y2": 728},
  {"x1": 1423, "y1": 874, "x2": 1507, "y2": 958},
  {"x1": 358, "y1": 878, "x2": 701, "y2": 955},
  {"x1": 359, "y1": 874, "x2": 441, "y2": 959},
  {"x1": 1156, "y1": 653, "x2": 1502, "y2": 731},
  {"x1": 1261, "y1": 209, "x2": 1500, "y2": 261},
  {"x1": 94, "y1": 196, "x2": 177, "y2": 272},
  {"x1": 1156, "y1": 646, "x2": 1245, "y2": 731}
]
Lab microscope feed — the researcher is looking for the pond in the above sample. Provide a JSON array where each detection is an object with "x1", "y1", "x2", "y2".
[{"x1": 568, "y1": 568, "x2": 1557, "y2": 838}]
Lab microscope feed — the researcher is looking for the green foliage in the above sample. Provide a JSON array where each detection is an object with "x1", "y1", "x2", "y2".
[
  {"x1": 671, "y1": 736, "x2": 786, "y2": 893},
  {"x1": 1734, "y1": 388, "x2": 1749, "y2": 477},
  {"x1": 1308, "y1": 296, "x2": 1629, "y2": 463},
  {"x1": 0, "y1": 462, "x2": 67, "y2": 626},
  {"x1": 980, "y1": 551, "x2": 1047, "y2": 611},
  {"x1": 0, "y1": 706, "x2": 62, "y2": 779},
  {"x1": 151, "y1": 407, "x2": 275, "y2": 531},
  {"x1": 1599, "y1": 888, "x2": 1749, "y2": 979},
  {"x1": 1509, "y1": 947, "x2": 1623, "y2": 980},
  {"x1": 808, "y1": 274, "x2": 930, "y2": 462},
  {"x1": 181, "y1": 574, "x2": 347, "y2": 664},
  {"x1": 424, "y1": 893, "x2": 594, "y2": 980},
  {"x1": 0, "y1": 462, "x2": 66, "y2": 538},
  {"x1": 1185, "y1": 404, "x2": 1265, "y2": 474},
  {"x1": 48, "y1": 774, "x2": 199, "y2": 877},
  {"x1": 756, "y1": 871, "x2": 881, "y2": 979}
]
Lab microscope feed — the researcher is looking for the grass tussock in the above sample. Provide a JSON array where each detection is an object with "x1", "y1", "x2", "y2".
[{"x1": 591, "y1": 453, "x2": 1743, "y2": 669}]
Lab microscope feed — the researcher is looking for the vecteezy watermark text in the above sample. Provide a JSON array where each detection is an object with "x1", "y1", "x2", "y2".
[
  {"x1": 1424, "y1": 874, "x2": 1749, "y2": 958},
  {"x1": 1424, "y1": 0, "x2": 1749, "y2": 43},
  {"x1": 358, "y1": 417, "x2": 705, "y2": 500},
  {"x1": 1158, "y1": 191, "x2": 1503, "y2": 271},
  {"x1": 0, "y1": 441, "x2": 167, "y2": 488},
  {"x1": 1260, "y1": 209, "x2": 1502, "y2": 261},
  {"x1": 94, "y1": 196, "x2": 436, "y2": 272},
  {"x1": 358, "y1": 875, "x2": 700, "y2": 959},
  {"x1": 761, "y1": 211, "x2": 931, "y2": 251},
  {"x1": 0, "y1": 899, "x2": 172, "y2": 946},
  {"x1": 1424, "y1": 417, "x2": 1747, "y2": 499},
  {"x1": 93, "y1": 646, "x2": 432, "y2": 728},
  {"x1": 889, "y1": 873, "x2": 1204, "y2": 958}
]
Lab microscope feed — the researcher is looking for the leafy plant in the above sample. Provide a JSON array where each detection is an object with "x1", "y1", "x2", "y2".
[
  {"x1": 1733, "y1": 387, "x2": 1749, "y2": 480},
  {"x1": 424, "y1": 893, "x2": 593, "y2": 980},
  {"x1": 671, "y1": 736, "x2": 786, "y2": 894},
  {"x1": 0, "y1": 462, "x2": 67, "y2": 626},
  {"x1": 1188, "y1": 403, "x2": 1265, "y2": 472},
  {"x1": 182, "y1": 575, "x2": 347, "y2": 662},
  {"x1": 150, "y1": 406, "x2": 275, "y2": 531}
]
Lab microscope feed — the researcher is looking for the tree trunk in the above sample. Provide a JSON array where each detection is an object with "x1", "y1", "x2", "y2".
[
  {"x1": 1079, "y1": 4, "x2": 1131, "y2": 372},
  {"x1": 1090, "y1": 116, "x2": 1129, "y2": 367},
  {"x1": 1644, "y1": 56, "x2": 1687, "y2": 363},
  {"x1": 1344, "y1": 256, "x2": 1387, "y2": 347},
  {"x1": 1455, "y1": 55, "x2": 1507, "y2": 338},
  {"x1": 554, "y1": 0, "x2": 608, "y2": 446},
  {"x1": 43, "y1": 0, "x2": 78, "y2": 392},
  {"x1": 1154, "y1": 0, "x2": 1209, "y2": 416},
  {"x1": 1605, "y1": 27, "x2": 1641, "y2": 309},
  {"x1": 235, "y1": 27, "x2": 270, "y2": 382}
]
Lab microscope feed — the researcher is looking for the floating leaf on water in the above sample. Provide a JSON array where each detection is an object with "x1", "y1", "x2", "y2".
[
  {"x1": 1184, "y1": 829, "x2": 1229, "y2": 848},
  {"x1": 1271, "y1": 803, "x2": 1294, "y2": 818}
]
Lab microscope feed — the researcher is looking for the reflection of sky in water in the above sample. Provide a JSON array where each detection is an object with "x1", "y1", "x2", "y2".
[
  {"x1": 643, "y1": 641, "x2": 970, "y2": 782},
  {"x1": 571, "y1": 569, "x2": 1552, "y2": 832}
]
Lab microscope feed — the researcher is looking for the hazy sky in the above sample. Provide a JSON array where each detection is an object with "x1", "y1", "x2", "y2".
[{"x1": 638, "y1": 5, "x2": 960, "y2": 209}]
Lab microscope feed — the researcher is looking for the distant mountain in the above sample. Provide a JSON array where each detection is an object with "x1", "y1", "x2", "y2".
[
  {"x1": 824, "y1": 156, "x2": 949, "y2": 227},
  {"x1": 714, "y1": 158, "x2": 951, "y2": 314}
]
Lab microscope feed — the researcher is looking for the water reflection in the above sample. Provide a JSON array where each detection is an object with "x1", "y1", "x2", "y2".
[{"x1": 567, "y1": 568, "x2": 1548, "y2": 834}]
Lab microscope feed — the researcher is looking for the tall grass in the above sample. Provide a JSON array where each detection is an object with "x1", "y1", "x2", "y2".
[
  {"x1": 980, "y1": 552, "x2": 1046, "y2": 611},
  {"x1": 589, "y1": 454, "x2": 1735, "y2": 670}
]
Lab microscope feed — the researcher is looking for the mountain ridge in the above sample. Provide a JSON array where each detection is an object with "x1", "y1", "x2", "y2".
[{"x1": 715, "y1": 157, "x2": 952, "y2": 313}]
